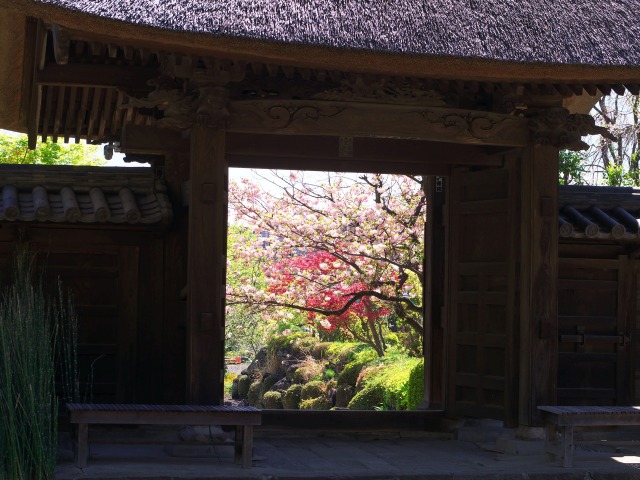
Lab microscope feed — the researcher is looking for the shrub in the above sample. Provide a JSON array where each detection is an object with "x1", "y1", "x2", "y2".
[
  {"x1": 406, "y1": 360, "x2": 425, "y2": 410},
  {"x1": 283, "y1": 384, "x2": 303, "y2": 409},
  {"x1": 356, "y1": 365, "x2": 385, "y2": 391},
  {"x1": 262, "y1": 391, "x2": 283, "y2": 409},
  {"x1": 300, "y1": 396, "x2": 332, "y2": 410},
  {"x1": 301, "y1": 380, "x2": 325, "y2": 400},
  {"x1": 237, "y1": 375, "x2": 251, "y2": 399},
  {"x1": 347, "y1": 383, "x2": 386, "y2": 410},
  {"x1": 247, "y1": 381, "x2": 263, "y2": 407}
]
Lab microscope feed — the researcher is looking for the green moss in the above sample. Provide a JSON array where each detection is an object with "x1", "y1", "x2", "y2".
[
  {"x1": 301, "y1": 380, "x2": 325, "y2": 400},
  {"x1": 326, "y1": 342, "x2": 374, "y2": 367},
  {"x1": 267, "y1": 332, "x2": 318, "y2": 357},
  {"x1": 282, "y1": 384, "x2": 302, "y2": 409},
  {"x1": 406, "y1": 360, "x2": 425, "y2": 410},
  {"x1": 237, "y1": 375, "x2": 251, "y2": 399},
  {"x1": 347, "y1": 383, "x2": 386, "y2": 410},
  {"x1": 300, "y1": 396, "x2": 332, "y2": 410},
  {"x1": 292, "y1": 359, "x2": 323, "y2": 383},
  {"x1": 247, "y1": 381, "x2": 263, "y2": 408},
  {"x1": 262, "y1": 391, "x2": 283, "y2": 409}
]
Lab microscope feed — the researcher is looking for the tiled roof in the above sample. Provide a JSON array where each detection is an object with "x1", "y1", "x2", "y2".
[
  {"x1": 0, "y1": 165, "x2": 172, "y2": 227},
  {"x1": 559, "y1": 185, "x2": 640, "y2": 241},
  {"x1": 25, "y1": 0, "x2": 640, "y2": 68}
]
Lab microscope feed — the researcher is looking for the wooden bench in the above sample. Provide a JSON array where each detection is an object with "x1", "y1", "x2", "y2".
[
  {"x1": 538, "y1": 405, "x2": 640, "y2": 467},
  {"x1": 66, "y1": 403, "x2": 261, "y2": 469}
]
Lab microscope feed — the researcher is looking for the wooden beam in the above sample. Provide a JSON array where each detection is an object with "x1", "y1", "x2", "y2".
[
  {"x1": 187, "y1": 125, "x2": 227, "y2": 405},
  {"x1": 120, "y1": 124, "x2": 189, "y2": 154},
  {"x1": 229, "y1": 100, "x2": 529, "y2": 146},
  {"x1": 26, "y1": 19, "x2": 47, "y2": 149},
  {"x1": 37, "y1": 63, "x2": 156, "y2": 90}
]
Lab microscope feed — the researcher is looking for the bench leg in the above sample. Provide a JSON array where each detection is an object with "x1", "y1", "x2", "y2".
[
  {"x1": 234, "y1": 426, "x2": 241, "y2": 465},
  {"x1": 561, "y1": 426, "x2": 574, "y2": 468},
  {"x1": 234, "y1": 425, "x2": 253, "y2": 468},
  {"x1": 242, "y1": 425, "x2": 253, "y2": 469},
  {"x1": 75, "y1": 423, "x2": 89, "y2": 468}
]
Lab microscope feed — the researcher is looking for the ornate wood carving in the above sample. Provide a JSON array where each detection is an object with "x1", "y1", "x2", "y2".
[
  {"x1": 312, "y1": 77, "x2": 448, "y2": 107},
  {"x1": 122, "y1": 78, "x2": 230, "y2": 130},
  {"x1": 526, "y1": 107, "x2": 616, "y2": 151},
  {"x1": 229, "y1": 100, "x2": 529, "y2": 146}
]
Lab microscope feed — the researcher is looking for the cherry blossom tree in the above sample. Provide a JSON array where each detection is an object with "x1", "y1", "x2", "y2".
[{"x1": 227, "y1": 171, "x2": 425, "y2": 355}]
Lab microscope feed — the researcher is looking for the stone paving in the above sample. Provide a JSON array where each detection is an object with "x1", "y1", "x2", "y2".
[{"x1": 54, "y1": 426, "x2": 640, "y2": 480}]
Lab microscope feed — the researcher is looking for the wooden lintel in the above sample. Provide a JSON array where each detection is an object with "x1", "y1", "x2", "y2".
[
  {"x1": 37, "y1": 63, "x2": 156, "y2": 90},
  {"x1": 227, "y1": 155, "x2": 452, "y2": 176},
  {"x1": 120, "y1": 124, "x2": 189, "y2": 154},
  {"x1": 228, "y1": 100, "x2": 529, "y2": 147},
  {"x1": 226, "y1": 134, "x2": 501, "y2": 173}
]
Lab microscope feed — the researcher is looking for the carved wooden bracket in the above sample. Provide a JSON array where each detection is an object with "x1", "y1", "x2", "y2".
[
  {"x1": 122, "y1": 78, "x2": 230, "y2": 130},
  {"x1": 525, "y1": 107, "x2": 616, "y2": 151}
]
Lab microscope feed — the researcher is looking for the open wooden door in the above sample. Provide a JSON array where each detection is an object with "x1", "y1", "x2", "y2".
[
  {"x1": 557, "y1": 255, "x2": 633, "y2": 405},
  {"x1": 447, "y1": 163, "x2": 519, "y2": 424}
]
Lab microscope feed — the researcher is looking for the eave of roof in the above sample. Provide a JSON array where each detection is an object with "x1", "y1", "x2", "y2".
[
  {"x1": 4, "y1": 0, "x2": 640, "y2": 85},
  {"x1": 559, "y1": 185, "x2": 640, "y2": 242},
  {"x1": 0, "y1": 165, "x2": 172, "y2": 227}
]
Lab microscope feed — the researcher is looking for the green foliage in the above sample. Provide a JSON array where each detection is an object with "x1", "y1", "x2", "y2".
[
  {"x1": 282, "y1": 384, "x2": 302, "y2": 409},
  {"x1": 237, "y1": 375, "x2": 251, "y2": 399},
  {"x1": 0, "y1": 246, "x2": 79, "y2": 479},
  {"x1": 262, "y1": 391, "x2": 283, "y2": 409},
  {"x1": 406, "y1": 360, "x2": 425, "y2": 410},
  {"x1": 603, "y1": 163, "x2": 640, "y2": 187},
  {"x1": 558, "y1": 150, "x2": 587, "y2": 185},
  {"x1": 247, "y1": 381, "x2": 263, "y2": 407},
  {"x1": 344, "y1": 352, "x2": 421, "y2": 410},
  {"x1": 0, "y1": 132, "x2": 103, "y2": 166},
  {"x1": 300, "y1": 396, "x2": 332, "y2": 410}
]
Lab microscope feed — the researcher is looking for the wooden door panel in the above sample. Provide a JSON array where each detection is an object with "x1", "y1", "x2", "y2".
[
  {"x1": 557, "y1": 256, "x2": 632, "y2": 405},
  {"x1": 448, "y1": 164, "x2": 517, "y2": 423}
]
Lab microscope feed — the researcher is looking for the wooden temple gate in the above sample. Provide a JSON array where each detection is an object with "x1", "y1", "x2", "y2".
[{"x1": 1, "y1": 8, "x2": 638, "y2": 428}]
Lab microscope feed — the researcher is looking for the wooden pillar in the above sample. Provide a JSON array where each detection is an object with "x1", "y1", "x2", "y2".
[
  {"x1": 187, "y1": 124, "x2": 227, "y2": 405},
  {"x1": 519, "y1": 144, "x2": 559, "y2": 426},
  {"x1": 423, "y1": 176, "x2": 446, "y2": 409}
]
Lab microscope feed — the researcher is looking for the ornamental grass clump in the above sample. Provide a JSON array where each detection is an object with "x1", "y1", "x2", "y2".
[{"x1": 0, "y1": 247, "x2": 79, "y2": 480}]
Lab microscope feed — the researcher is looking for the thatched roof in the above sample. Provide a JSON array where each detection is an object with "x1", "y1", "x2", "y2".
[{"x1": 19, "y1": 0, "x2": 640, "y2": 67}]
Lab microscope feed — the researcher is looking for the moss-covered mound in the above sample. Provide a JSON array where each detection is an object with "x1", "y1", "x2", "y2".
[
  {"x1": 262, "y1": 391, "x2": 283, "y2": 409},
  {"x1": 283, "y1": 384, "x2": 303, "y2": 409}
]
